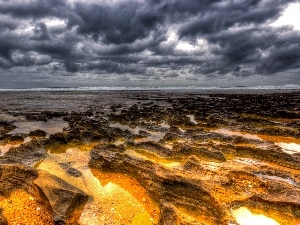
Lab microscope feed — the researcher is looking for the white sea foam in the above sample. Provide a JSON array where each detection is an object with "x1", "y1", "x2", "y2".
[{"x1": 0, "y1": 85, "x2": 300, "y2": 91}]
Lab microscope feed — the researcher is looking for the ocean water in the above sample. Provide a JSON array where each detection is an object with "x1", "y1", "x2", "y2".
[{"x1": 0, "y1": 85, "x2": 299, "y2": 91}]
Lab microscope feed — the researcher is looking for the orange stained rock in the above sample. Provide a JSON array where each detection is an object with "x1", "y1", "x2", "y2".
[
  {"x1": 257, "y1": 134, "x2": 300, "y2": 144},
  {"x1": 0, "y1": 189, "x2": 54, "y2": 225},
  {"x1": 234, "y1": 205, "x2": 300, "y2": 225},
  {"x1": 91, "y1": 168, "x2": 160, "y2": 224}
]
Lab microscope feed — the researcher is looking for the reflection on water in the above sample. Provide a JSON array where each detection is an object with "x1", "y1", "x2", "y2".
[
  {"x1": 0, "y1": 143, "x2": 19, "y2": 156},
  {"x1": 276, "y1": 142, "x2": 300, "y2": 154},
  {"x1": 38, "y1": 146, "x2": 159, "y2": 225},
  {"x1": 8, "y1": 118, "x2": 67, "y2": 137},
  {"x1": 135, "y1": 131, "x2": 165, "y2": 143},
  {"x1": 212, "y1": 128, "x2": 261, "y2": 140},
  {"x1": 110, "y1": 122, "x2": 141, "y2": 135},
  {"x1": 255, "y1": 173, "x2": 300, "y2": 187},
  {"x1": 125, "y1": 149, "x2": 181, "y2": 167},
  {"x1": 187, "y1": 115, "x2": 198, "y2": 124},
  {"x1": 0, "y1": 137, "x2": 32, "y2": 156},
  {"x1": 113, "y1": 138, "x2": 126, "y2": 146},
  {"x1": 232, "y1": 207, "x2": 279, "y2": 225}
]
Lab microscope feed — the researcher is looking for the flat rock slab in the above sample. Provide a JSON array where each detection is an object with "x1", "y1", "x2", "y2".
[{"x1": 34, "y1": 170, "x2": 88, "y2": 223}]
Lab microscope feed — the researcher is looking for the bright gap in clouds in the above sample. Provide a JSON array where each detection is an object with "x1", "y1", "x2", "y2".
[
  {"x1": 271, "y1": 2, "x2": 300, "y2": 30},
  {"x1": 176, "y1": 42, "x2": 196, "y2": 51}
]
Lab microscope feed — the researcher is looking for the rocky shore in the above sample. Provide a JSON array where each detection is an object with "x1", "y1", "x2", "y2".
[{"x1": 0, "y1": 90, "x2": 300, "y2": 224}]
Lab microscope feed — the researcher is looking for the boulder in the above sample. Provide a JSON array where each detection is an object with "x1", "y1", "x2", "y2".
[{"x1": 34, "y1": 170, "x2": 88, "y2": 223}]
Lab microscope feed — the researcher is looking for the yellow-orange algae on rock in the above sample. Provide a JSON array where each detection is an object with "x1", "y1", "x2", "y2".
[{"x1": 0, "y1": 189, "x2": 54, "y2": 225}]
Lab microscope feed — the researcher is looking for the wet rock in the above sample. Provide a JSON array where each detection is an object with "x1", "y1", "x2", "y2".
[
  {"x1": 64, "y1": 113, "x2": 114, "y2": 142},
  {"x1": 49, "y1": 132, "x2": 68, "y2": 144},
  {"x1": 66, "y1": 167, "x2": 82, "y2": 177},
  {"x1": 163, "y1": 132, "x2": 181, "y2": 142},
  {"x1": 233, "y1": 145, "x2": 300, "y2": 169},
  {"x1": 159, "y1": 202, "x2": 205, "y2": 225},
  {"x1": 159, "y1": 202, "x2": 180, "y2": 225},
  {"x1": 173, "y1": 143, "x2": 226, "y2": 162},
  {"x1": 89, "y1": 147, "x2": 226, "y2": 223},
  {"x1": 44, "y1": 111, "x2": 69, "y2": 118},
  {"x1": 139, "y1": 130, "x2": 150, "y2": 136},
  {"x1": 26, "y1": 113, "x2": 48, "y2": 122},
  {"x1": 0, "y1": 122, "x2": 16, "y2": 135},
  {"x1": 58, "y1": 162, "x2": 71, "y2": 170},
  {"x1": 34, "y1": 170, "x2": 88, "y2": 223},
  {"x1": 29, "y1": 129, "x2": 47, "y2": 137},
  {"x1": 9, "y1": 135, "x2": 24, "y2": 142},
  {"x1": 132, "y1": 142, "x2": 171, "y2": 156},
  {"x1": 1, "y1": 139, "x2": 47, "y2": 166},
  {"x1": 93, "y1": 143, "x2": 125, "y2": 154},
  {"x1": 58, "y1": 163, "x2": 82, "y2": 177},
  {"x1": 0, "y1": 164, "x2": 38, "y2": 195},
  {"x1": 182, "y1": 155, "x2": 206, "y2": 172}
]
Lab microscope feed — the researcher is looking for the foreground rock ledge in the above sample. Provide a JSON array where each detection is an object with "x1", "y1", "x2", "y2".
[
  {"x1": 89, "y1": 143, "x2": 300, "y2": 225},
  {"x1": 0, "y1": 164, "x2": 88, "y2": 224}
]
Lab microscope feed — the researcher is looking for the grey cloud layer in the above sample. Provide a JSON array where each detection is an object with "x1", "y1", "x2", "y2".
[{"x1": 0, "y1": 0, "x2": 299, "y2": 84}]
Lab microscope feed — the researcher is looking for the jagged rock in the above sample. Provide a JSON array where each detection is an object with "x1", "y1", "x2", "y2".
[
  {"x1": 33, "y1": 170, "x2": 88, "y2": 223},
  {"x1": 159, "y1": 202, "x2": 205, "y2": 225},
  {"x1": 89, "y1": 145, "x2": 226, "y2": 224},
  {"x1": 182, "y1": 155, "x2": 206, "y2": 172},
  {"x1": 1, "y1": 139, "x2": 47, "y2": 166},
  {"x1": 159, "y1": 202, "x2": 180, "y2": 225},
  {"x1": 0, "y1": 122, "x2": 16, "y2": 135},
  {"x1": 29, "y1": 129, "x2": 47, "y2": 137},
  {"x1": 9, "y1": 135, "x2": 24, "y2": 142},
  {"x1": 49, "y1": 132, "x2": 68, "y2": 144},
  {"x1": 26, "y1": 113, "x2": 48, "y2": 122},
  {"x1": 0, "y1": 164, "x2": 38, "y2": 195}
]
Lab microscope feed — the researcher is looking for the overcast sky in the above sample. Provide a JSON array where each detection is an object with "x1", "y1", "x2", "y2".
[{"x1": 0, "y1": 0, "x2": 300, "y2": 88}]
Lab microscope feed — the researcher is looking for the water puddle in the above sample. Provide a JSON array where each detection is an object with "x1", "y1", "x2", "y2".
[
  {"x1": 110, "y1": 122, "x2": 165, "y2": 143},
  {"x1": 0, "y1": 137, "x2": 32, "y2": 156},
  {"x1": 187, "y1": 115, "x2": 198, "y2": 124},
  {"x1": 212, "y1": 129, "x2": 261, "y2": 141},
  {"x1": 233, "y1": 158, "x2": 265, "y2": 166},
  {"x1": 8, "y1": 118, "x2": 67, "y2": 137},
  {"x1": 0, "y1": 143, "x2": 19, "y2": 156},
  {"x1": 134, "y1": 131, "x2": 165, "y2": 143},
  {"x1": 232, "y1": 207, "x2": 279, "y2": 225},
  {"x1": 257, "y1": 134, "x2": 300, "y2": 144},
  {"x1": 113, "y1": 138, "x2": 126, "y2": 146},
  {"x1": 125, "y1": 149, "x2": 181, "y2": 168},
  {"x1": 276, "y1": 142, "x2": 300, "y2": 154},
  {"x1": 110, "y1": 122, "x2": 141, "y2": 135},
  {"x1": 38, "y1": 145, "x2": 159, "y2": 224},
  {"x1": 0, "y1": 113, "x2": 25, "y2": 122},
  {"x1": 255, "y1": 173, "x2": 300, "y2": 187}
]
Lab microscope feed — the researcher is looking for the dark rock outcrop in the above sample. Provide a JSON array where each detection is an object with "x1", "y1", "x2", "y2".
[{"x1": 1, "y1": 139, "x2": 47, "y2": 166}]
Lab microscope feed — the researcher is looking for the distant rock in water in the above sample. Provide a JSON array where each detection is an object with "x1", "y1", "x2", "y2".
[{"x1": 29, "y1": 129, "x2": 47, "y2": 137}]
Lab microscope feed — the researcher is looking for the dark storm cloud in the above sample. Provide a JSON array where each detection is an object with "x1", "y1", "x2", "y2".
[
  {"x1": 68, "y1": 1, "x2": 166, "y2": 44},
  {"x1": 0, "y1": 0, "x2": 299, "y2": 87},
  {"x1": 0, "y1": 0, "x2": 68, "y2": 18}
]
